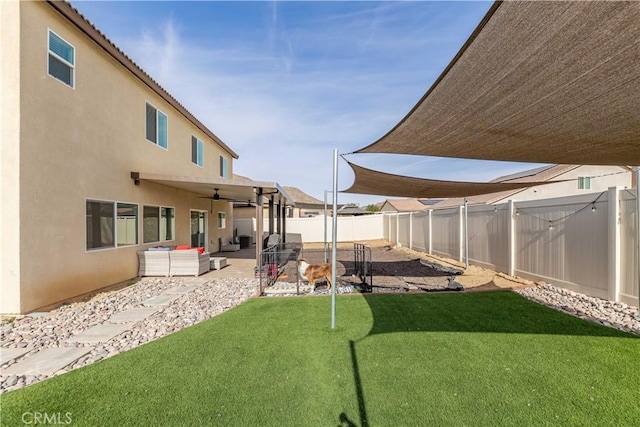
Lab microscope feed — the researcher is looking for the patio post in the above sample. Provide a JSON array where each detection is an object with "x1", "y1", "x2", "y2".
[
  {"x1": 268, "y1": 196, "x2": 274, "y2": 235},
  {"x1": 256, "y1": 189, "x2": 264, "y2": 283}
]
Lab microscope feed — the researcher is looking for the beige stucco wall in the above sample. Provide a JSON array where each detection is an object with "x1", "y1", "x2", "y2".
[
  {"x1": 1, "y1": 0, "x2": 22, "y2": 315},
  {"x1": 2, "y1": 2, "x2": 236, "y2": 314}
]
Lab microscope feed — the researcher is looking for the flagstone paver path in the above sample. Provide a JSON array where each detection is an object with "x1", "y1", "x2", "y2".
[{"x1": 1, "y1": 277, "x2": 259, "y2": 393}]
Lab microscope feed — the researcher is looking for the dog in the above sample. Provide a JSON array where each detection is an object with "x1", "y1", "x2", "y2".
[{"x1": 298, "y1": 258, "x2": 332, "y2": 292}]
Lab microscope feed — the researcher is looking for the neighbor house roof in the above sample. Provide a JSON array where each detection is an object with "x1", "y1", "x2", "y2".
[
  {"x1": 432, "y1": 165, "x2": 580, "y2": 209},
  {"x1": 336, "y1": 206, "x2": 370, "y2": 216},
  {"x1": 382, "y1": 198, "x2": 428, "y2": 213},
  {"x1": 354, "y1": 1, "x2": 640, "y2": 166},
  {"x1": 47, "y1": 0, "x2": 238, "y2": 159},
  {"x1": 282, "y1": 186, "x2": 326, "y2": 209}
]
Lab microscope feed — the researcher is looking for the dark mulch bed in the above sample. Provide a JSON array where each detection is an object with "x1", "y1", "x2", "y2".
[{"x1": 276, "y1": 244, "x2": 493, "y2": 295}]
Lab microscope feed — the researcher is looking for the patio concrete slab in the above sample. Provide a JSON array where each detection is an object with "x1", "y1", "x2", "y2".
[
  {"x1": 108, "y1": 308, "x2": 158, "y2": 324},
  {"x1": 163, "y1": 285, "x2": 198, "y2": 295},
  {"x1": 1, "y1": 348, "x2": 31, "y2": 365},
  {"x1": 66, "y1": 323, "x2": 131, "y2": 344},
  {"x1": 2, "y1": 347, "x2": 90, "y2": 376},
  {"x1": 141, "y1": 294, "x2": 179, "y2": 307}
]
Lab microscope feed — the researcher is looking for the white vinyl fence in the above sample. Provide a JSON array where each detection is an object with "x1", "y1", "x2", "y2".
[
  {"x1": 383, "y1": 187, "x2": 638, "y2": 307},
  {"x1": 233, "y1": 214, "x2": 384, "y2": 244},
  {"x1": 233, "y1": 187, "x2": 638, "y2": 306}
]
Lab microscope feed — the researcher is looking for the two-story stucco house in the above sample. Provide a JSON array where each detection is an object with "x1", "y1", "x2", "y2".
[{"x1": 1, "y1": 1, "x2": 286, "y2": 315}]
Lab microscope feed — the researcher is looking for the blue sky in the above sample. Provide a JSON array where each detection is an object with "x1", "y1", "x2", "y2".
[{"x1": 73, "y1": 0, "x2": 546, "y2": 206}]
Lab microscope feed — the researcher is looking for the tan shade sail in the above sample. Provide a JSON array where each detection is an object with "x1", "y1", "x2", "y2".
[
  {"x1": 355, "y1": 1, "x2": 640, "y2": 166},
  {"x1": 342, "y1": 162, "x2": 564, "y2": 198}
]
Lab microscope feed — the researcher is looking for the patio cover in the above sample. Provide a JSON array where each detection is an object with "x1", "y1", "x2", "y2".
[
  {"x1": 130, "y1": 172, "x2": 293, "y2": 206},
  {"x1": 342, "y1": 162, "x2": 565, "y2": 199},
  {"x1": 355, "y1": 1, "x2": 640, "y2": 166},
  {"x1": 131, "y1": 172, "x2": 295, "y2": 265}
]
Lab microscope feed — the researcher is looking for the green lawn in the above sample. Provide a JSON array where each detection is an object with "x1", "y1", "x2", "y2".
[{"x1": 2, "y1": 291, "x2": 639, "y2": 426}]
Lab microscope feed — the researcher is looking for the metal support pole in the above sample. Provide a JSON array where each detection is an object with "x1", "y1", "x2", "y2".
[
  {"x1": 256, "y1": 189, "x2": 264, "y2": 290},
  {"x1": 331, "y1": 149, "x2": 338, "y2": 330},
  {"x1": 464, "y1": 197, "x2": 469, "y2": 270}
]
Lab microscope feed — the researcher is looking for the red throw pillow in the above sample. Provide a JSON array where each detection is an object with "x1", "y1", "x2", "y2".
[
  {"x1": 197, "y1": 247, "x2": 205, "y2": 254},
  {"x1": 175, "y1": 245, "x2": 191, "y2": 250}
]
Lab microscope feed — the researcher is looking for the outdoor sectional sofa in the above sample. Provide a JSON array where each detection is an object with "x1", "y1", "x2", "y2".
[{"x1": 137, "y1": 247, "x2": 210, "y2": 277}]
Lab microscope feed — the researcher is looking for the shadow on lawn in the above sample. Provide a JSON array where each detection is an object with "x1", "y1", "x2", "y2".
[
  {"x1": 341, "y1": 290, "x2": 637, "y2": 426},
  {"x1": 337, "y1": 341, "x2": 368, "y2": 427},
  {"x1": 362, "y1": 290, "x2": 636, "y2": 338}
]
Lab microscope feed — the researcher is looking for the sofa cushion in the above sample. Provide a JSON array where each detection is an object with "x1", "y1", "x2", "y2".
[{"x1": 175, "y1": 245, "x2": 191, "y2": 250}]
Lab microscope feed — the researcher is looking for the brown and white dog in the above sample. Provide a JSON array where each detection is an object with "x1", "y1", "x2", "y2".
[{"x1": 298, "y1": 258, "x2": 332, "y2": 292}]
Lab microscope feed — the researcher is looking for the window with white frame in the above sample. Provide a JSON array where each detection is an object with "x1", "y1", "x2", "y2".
[
  {"x1": 192, "y1": 136, "x2": 204, "y2": 167},
  {"x1": 217, "y1": 212, "x2": 226, "y2": 229},
  {"x1": 220, "y1": 156, "x2": 227, "y2": 178},
  {"x1": 145, "y1": 103, "x2": 168, "y2": 149},
  {"x1": 144, "y1": 205, "x2": 175, "y2": 243},
  {"x1": 578, "y1": 176, "x2": 591, "y2": 190},
  {"x1": 48, "y1": 30, "x2": 75, "y2": 87},
  {"x1": 86, "y1": 200, "x2": 138, "y2": 250}
]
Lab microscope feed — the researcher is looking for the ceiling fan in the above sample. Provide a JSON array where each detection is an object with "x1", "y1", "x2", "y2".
[
  {"x1": 198, "y1": 189, "x2": 255, "y2": 212},
  {"x1": 233, "y1": 199, "x2": 257, "y2": 208}
]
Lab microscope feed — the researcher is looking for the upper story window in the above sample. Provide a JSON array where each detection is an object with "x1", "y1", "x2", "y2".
[
  {"x1": 220, "y1": 156, "x2": 228, "y2": 178},
  {"x1": 48, "y1": 30, "x2": 75, "y2": 88},
  {"x1": 578, "y1": 176, "x2": 591, "y2": 190},
  {"x1": 146, "y1": 103, "x2": 168, "y2": 149},
  {"x1": 192, "y1": 136, "x2": 204, "y2": 167}
]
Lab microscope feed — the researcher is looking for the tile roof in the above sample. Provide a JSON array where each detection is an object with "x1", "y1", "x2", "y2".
[
  {"x1": 282, "y1": 187, "x2": 325, "y2": 208},
  {"x1": 432, "y1": 164, "x2": 580, "y2": 209},
  {"x1": 384, "y1": 198, "x2": 428, "y2": 212}
]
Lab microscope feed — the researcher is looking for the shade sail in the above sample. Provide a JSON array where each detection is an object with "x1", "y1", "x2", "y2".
[
  {"x1": 355, "y1": 1, "x2": 640, "y2": 166},
  {"x1": 342, "y1": 162, "x2": 565, "y2": 199}
]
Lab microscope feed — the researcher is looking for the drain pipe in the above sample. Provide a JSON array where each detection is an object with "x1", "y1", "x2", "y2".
[{"x1": 636, "y1": 167, "x2": 640, "y2": 314}]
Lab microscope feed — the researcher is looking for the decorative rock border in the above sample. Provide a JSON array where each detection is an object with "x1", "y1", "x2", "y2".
[
  {"x1": 515, "y1": 282, "x2": 640, "y2": 335},
  {"x1": 1, "y1": 277, "x2": 259, "y2": 393}
]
